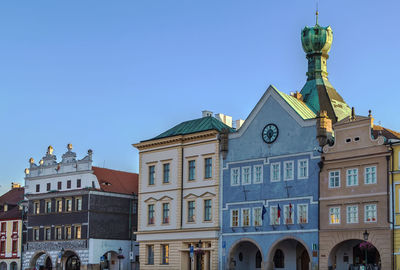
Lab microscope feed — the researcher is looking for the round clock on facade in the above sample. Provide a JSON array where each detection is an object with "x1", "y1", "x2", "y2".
[{"x1": 262, "y1": 124, "x2": 279, "y2": 144}]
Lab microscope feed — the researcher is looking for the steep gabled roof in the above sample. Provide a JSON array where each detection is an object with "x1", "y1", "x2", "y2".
[
  {"x1": 149, "y1": 116, "x2": 234, "y2": 141},
  {"x1": 275, "y1": 89, "x2": 316, "y2": 120},
  {"x1": 372, "y1": 125, "x2": 400, "y2": 140},
  {"x1": 92, "y1": 167, "x2": 138, "y2": 195}
]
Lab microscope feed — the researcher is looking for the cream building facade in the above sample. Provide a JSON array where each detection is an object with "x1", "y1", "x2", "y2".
[{"x1": 134, "y1": 112, "x2": 233, "y2": 270}]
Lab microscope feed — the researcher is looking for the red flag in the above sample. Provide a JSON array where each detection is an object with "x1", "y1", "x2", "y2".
[
  {"x1": 277, "y1": 204, "x2": 281, "y2": 218},
  {"x1": 289, "y1": 203, "x2": 292, "y2": 216}
]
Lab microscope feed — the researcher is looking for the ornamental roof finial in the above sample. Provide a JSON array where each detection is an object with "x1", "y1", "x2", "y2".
[{"x1": 315, "y1": 1, "x2": 319, "y2": 26}]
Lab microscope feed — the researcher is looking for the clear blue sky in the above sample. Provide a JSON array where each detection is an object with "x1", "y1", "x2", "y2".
[{"x1": 1, "y1": 1, "x2": 399, "y2": 194}]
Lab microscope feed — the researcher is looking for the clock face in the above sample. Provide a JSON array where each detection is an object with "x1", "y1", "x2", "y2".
[{"x1": 262, "y1": 124, "x2": 279, "y2": 144}]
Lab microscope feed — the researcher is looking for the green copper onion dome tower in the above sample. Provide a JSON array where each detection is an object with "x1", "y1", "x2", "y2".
[{"x1": 299, "y1": 12, "x2": 351, "y2": 123}]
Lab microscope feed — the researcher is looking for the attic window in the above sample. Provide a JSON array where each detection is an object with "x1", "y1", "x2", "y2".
[
  {"x1": 354, "y1": 137, "x2": 360, "y2": 142},
  {"x1": 345, "y1": 138, "x2": 351, "y2": 143}
]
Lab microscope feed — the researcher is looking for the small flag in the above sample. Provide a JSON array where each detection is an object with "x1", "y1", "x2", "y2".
[
  {"x1": 262, "y1": 205, "x2": 267, "y2": 220},
  {"x1": 277, "y1": 204, "x2": 281, "y2": 219},
  {"x1": 289, "y1": 203, "x2": 292, "y2": 217}
]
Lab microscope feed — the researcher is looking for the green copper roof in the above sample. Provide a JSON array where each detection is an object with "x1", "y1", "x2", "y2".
[
  {"x1": 150, "y1": 116, "x2": 234, "y2": 140},
  {"x1": 275, "y1": 89, "x2": 316, "y2": 120}
]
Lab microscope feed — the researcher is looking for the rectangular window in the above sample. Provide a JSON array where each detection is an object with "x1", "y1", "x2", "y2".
[
  {"x1": 148, "y1": 204, "x2": 155, "y2": 224},
  {"x1": 0, "y1": 241, "x2": 5, "y2": 254},
  {"x1": 12, "y1": 240, "x2": 17, "y2": 253},
  {"x1": 365, "y1": 166, "x2": 377, "y2": 184},
  {"x1": 34, "y1": 202, "x2": 40, "y2": 214},
  {"x1": 45, "y1": 227, "x2": 51, "y2": 240},
  {"x1": 365, "y1": 204, "x2": 377, "y2": 223},
  {"x1": 57, "y1": 181, "x2": 62, "y2": 190},
  {"x1": 66, "y1": 199, "x2": 72, "y2": 212},
  {"x1": 46, "y1": 201, "x2": 52, "y2": 213},
  {"x1": 347, "y1": 205, "x2": 358, "y2": 223},
  {"x1": 231, "y1": 209, "x2": 239, "y2": 227},
  {"x1": 204, "y1": 199, "x2": 212, "y2": 221},
  {"x1": 56, "y1": 199, "x2": 63, "y2": 212},
  {"x1": 298, "y1": 159, "x2": 309, "y2": 179},
  {"x1": 161, "y1": 244, "x2": 169, "y2": 264},
  {"x1": 254, "y1": 165, "x2": 263, "y2": 184},
  {"x1": 163, "y1": 163, "x2": 170, "y2": 183},
  {"x1": 1, "y1": 223, "x2": 6, "y2": 232},
  {"x1": 253, "y1": 207, "x2": 262, "y2": 226},
  {"x1": 188, "y1": 160, "x2": 196, "y2": 181},
  {"x1": 205, "y1": 158, "x2": 212, "y2": 179},
  {"x1": 284, "y1": 204, "x2": 294, "y2": 224},
  {"x1": 36, "y1": 184, "x2": 40, "y2": 192},
  {"x1": 242, "y1": 208, "x2": 250, "y2": 227},
  {"x1": 76, "y1": 198, "x2": 82, "y2": 211},
  {"x1": 162, "y1": 203, "x2": 170, "y2": 224},
  {"x1": 231, "y1": 168, "x2": 240, "y2": 186},
  {"x1": 77, "y1": 179, "x2": 81, "y2": 188},
  {"x1": 270, "y1": 206, "x2": 280, "y2": 225},
  {"x1": 148, "y1": 165, "x2": 155, "y2": 185},
  {"x1": 271, "y1": 163, "x2": 281, "y2": 182},
  {"x1": 47, "y1": 183, "x2": 51, "y2": 191},
  {"x1": 242, "y1": 167, "x2": 251, "y2": 185},
  {"x1": 75, "y1": 225, "x2": 82, "y2": 239},
  {"x1": 65, "y1": 226, "x2": 72, "y2": 239},
  {"x1": 329, "y1": 207, "x2": 340, "y2": 224},
  {"x1": 12, "y1": 221, "x2": 18, "y2": 232},
  {"x1": 346, "y1": 168, "x2": 358, "y2": 186},
  {"x1": 147, "y1": 245, "x2": 154, "y2": 265},
  {"x1": 298, "y1": 204, "x2": 308, "y2": 224},
  {"x1": 67, "y1": 180, "x2": 71, "y2": 189},
  {"x1": 329, "y1": 170, "x2": 340, "y2": 188},
  {"x1": 188, "y1": 201, "x2": 195, "y2": 222},
  {"x1": 283, "y1": 161, "x2": 294, "y2": 181},
  {"x1": 56, "y1": 227, "x2": 62, "y2": 240},
  {"x1": 34, "y1": 228, "x2": 39, "y2": 241}
]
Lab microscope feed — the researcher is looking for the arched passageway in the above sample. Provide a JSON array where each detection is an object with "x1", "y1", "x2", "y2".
[
  {"x1": 30, "y1": 252, "x2": 52, "y2": 269},
  {"x1": 267, "y1": 238, "x2": 310, "y2": 270},
  {"x1": 228, "y1": 240, "x2": 263, "y2": 270},
  {"x1": 61, "y1": 250, "x2": 81, "y2": 270},
  {"x1": 100, "y1": 250, "x2": 121, "y2": 270},
  {"x1": 328, "y1": 239, "x2": 381, "y2": 270}
]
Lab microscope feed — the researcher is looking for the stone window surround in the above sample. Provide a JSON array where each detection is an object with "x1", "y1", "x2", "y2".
[
  {"x1": 241, "y1": 166, "x2": 251, "y2": 185},
  {"x1": 297, "y1": 159, "x2": 309, "y2": 179},
  {"x1": 346, "y1": 205, "x2": 359, "y2": 224},
  {"x1": 253, "y1": 207, "x2": 262, "y2": 226},
  {"x1": 241, "y1": 208, "x2": 250, "y2": 227},
  {"x1": 283, "y1": 161, "x2": 294, "y2": 181},
  {"x1": 328, "y1": 170, "x2": 341, "y2": 188},
  {"x1": 270, "y1": 162, "x2": 281, "y2": 182},
  {"x1": 230, "y1": 167, "x2": 240, "y2": 186},
  {"x1": 329, "y1": 206, "x2": 341, "y2": 224},
  {"x1": 346, "y1": 168, "x2": 359, "y2": 187},
  {"x1": 253, "y1": 165, "x2": 263, "y2": 184},
  {"x1": 230, "y1": 209, "x2": 239, "y2": 227}
]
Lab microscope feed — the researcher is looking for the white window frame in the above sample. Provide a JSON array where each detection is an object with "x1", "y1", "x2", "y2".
[
  {"x1": 253, "y1": 207, "x2": 262, "y2": 226},
  {"x1": 364, "y1": 204, "x2": 377, "y2": 223},
  {"x1": 297, "y1": 159, "x2": 309, "y2": 179},
  {"x1": 270, "y1": 162, "x2": 281, "y2": 182},
  {"x1": 329, "y1": 170, "x2": 341, "y2": 188},
  {"x1": 242, "y1": 167, "x2": 251, "y2": 185},
  {"x1": 364, "y1": 166, "x2": 377, "y2": 184},
  {"x1": 283, "y1": 204, "x2": 294, "y2": 224},
  {"x1": 230, "y1": 209, "x2": 239, "y2": 227},
  {"x1": 231, "y1": 168, "x2": 240, "y2": 186},
  {"x1": 329, "y1": 207, "x2": 340, "y2": 224},
  {"x1": 241, "y1": 208, "x2": 250, "y2": 227},
  {"x1": 283, "y1": 161, "x2": 294, "y2": 181},
  {"x1": 253, "y1": 165, "x2": 263, "y2": 184},
  {"x1": 346, "y1": 205, "x2": 358, "y2": 224},
  {"x1": 297, "y1": 204, "x2": 308, "y2": 224},
  {"x1": 270, "y1": 206, "x2": 280, "y2": 225},
  {"x1": 346, "y1": 168, "x2": 359, "y2": 186}
]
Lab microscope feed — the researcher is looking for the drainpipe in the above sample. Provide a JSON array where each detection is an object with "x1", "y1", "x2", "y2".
[
  {"x1": 388, "y1": 144, "x2": 395, "y2": 270},
  {"x1": 180, "y1": 146, "x2": 184, "y2": 229},
  {"x1": 129, "y1": 196, "x2": 132, "y2": 270}
]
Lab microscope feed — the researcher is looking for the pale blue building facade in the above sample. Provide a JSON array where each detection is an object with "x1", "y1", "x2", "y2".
[{"x1": 220, "y1": 86, "x2": 320, "y2": 270}]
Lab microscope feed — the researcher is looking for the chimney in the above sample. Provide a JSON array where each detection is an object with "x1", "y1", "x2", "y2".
[
  {"x1": 215, "y1": 113, "x2": 232, "y2": 128},
  {"x1": 235, "y1": 119, "x2": 245, "y2": 129},
  {"x1": 316, "y1": 110, "x2": 333, "y2": 147},
  {"x1": 202, "y1": 110, "x2": 213, "y2": 118},
  {"x1": 11, "y1": 182, "x2": 21, "y2": 189}
]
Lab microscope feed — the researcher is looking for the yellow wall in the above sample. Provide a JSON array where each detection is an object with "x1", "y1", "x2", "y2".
[
  {"x1": 1, "y1": 219, "x2": 22, "y2": 256},
  {"x1": 392, "y1": 144, "x2": 400, "y2": 269}
]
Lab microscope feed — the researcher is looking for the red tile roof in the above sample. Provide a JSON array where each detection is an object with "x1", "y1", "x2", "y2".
[
  {"x1": 373, "y1": 125, "x2": 400, "y2": 140},
  {"x1": 0, "y1": 187, "x2": 24, "y2": 206},
  {"x1": 92, "y1": 167, "x2": 138, "y2": 195}
]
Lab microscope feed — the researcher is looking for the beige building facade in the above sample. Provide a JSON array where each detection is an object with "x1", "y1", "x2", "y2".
[
  {"x1": 134, "y1": 113, "x2": 232, "y2": 270},
  {"x1": 317, "y1": 111, "x2": 392, "y2": 270}
]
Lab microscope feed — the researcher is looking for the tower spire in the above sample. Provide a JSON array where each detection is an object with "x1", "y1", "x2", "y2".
[{"x1": 316, "y1": 1, "x2": 319, "y2": 25}]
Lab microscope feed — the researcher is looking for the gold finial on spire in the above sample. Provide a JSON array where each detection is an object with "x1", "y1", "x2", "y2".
[{"x1": 316, "y1": 0, "x2": 319, "y2": 25}]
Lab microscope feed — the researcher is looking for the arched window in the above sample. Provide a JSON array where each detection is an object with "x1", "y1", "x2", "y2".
[
  {"x1": 9, "y1": 262, "x2": 18, "y2": 270},
  {"x1": 255, "y1": 250, "x2": 262, "y2": 268},
  {"x1": 273, "y1": 249, "x2": 284, "y2": 268}
]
